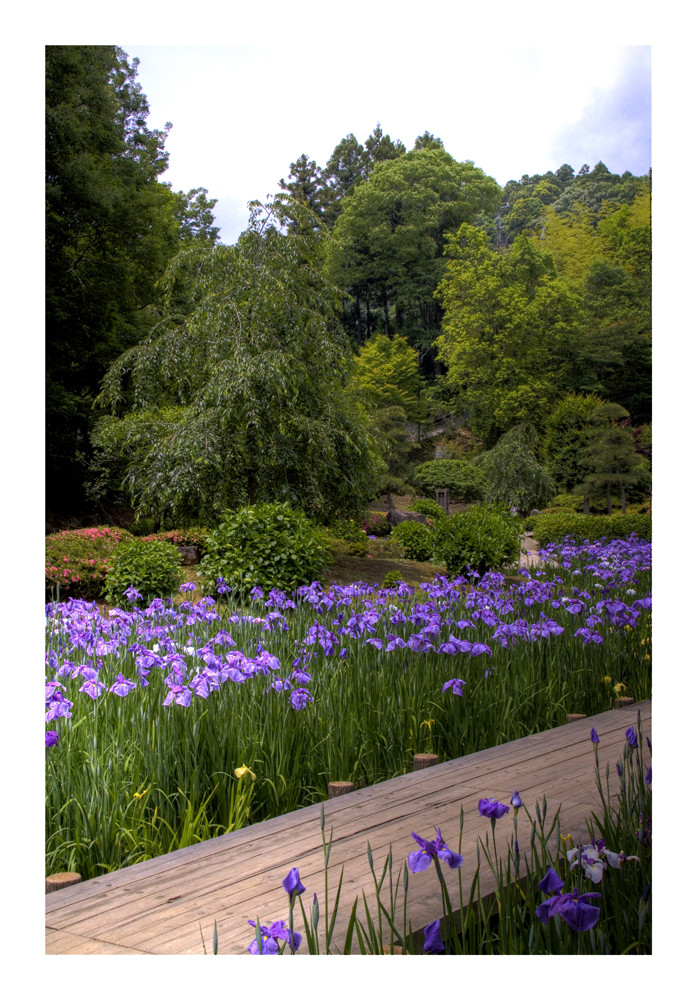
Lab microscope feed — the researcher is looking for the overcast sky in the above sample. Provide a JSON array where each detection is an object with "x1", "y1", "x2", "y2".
[{"x1": 123, "y1": 43, "x2": 651, "y2": 245}]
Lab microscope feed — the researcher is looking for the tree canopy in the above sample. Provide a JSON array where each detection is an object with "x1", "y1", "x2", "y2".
[
  {"x1": 93, "y1": 202, "x2": 383, "y2": 523},
  {"x1": 46, "y1": 45, "x2": 218, "y2": 514}
]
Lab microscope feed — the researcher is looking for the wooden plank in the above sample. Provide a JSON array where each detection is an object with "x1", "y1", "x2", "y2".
[{"x1": 46, "y1": 701, "x2": 650, "y2": 954}]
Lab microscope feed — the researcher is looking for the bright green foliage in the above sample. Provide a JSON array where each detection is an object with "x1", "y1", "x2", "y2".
[
  {"x1": 327, "y1": 147, "x2": 501, "y2": 351},
  {"x1": 532, "y1": 511, "x2": 651, "y2": 547},
  {"x1": 406, "y1": 497, "x2": 446, "y2": 520},
  {"x1": 435, "y1": 225, "x2": 582, "y2": 442},
  {"x1": 94, "y1": 201, "x2": 383, "y2": 523},
  {"x1": 575, "y1": 403, "x2": 649, "y2": 514},
  {"x1": 391, "y1": 520, "x2": 433, "y2": 562},
  {"x1": 352, "y1": 334, "x2": 423, "y2": 416},
  {"x1": 472, "y1": 424, "x2": 555, "y2": 515},
  {"x1": 413, "y1": 459, "x2": 489, "y2": 504},
  {"x1": 431, "y1": 505, "x2": 520, "y2": 576},
  {"x1": 104, "y1": 538, "x2": 183, "y2": 607},
  {"x1": 45, "y1": 525, "x2": 133, "y2": 600},
  {"x1": 199, "y1": 503, "x2": 330, "y2": 597},
  {"x1": 535, "y1": 203, "x2": 599, "y2": 285},
  {"x1": 543, "y1": 393, "x2": 604, "y2": 492},
  {"x1": 381, "y1": 570, "x2": 404, "y2": 588}
]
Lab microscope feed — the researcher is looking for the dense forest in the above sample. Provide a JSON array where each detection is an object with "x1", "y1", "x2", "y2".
[{"x1": 46, "y1": 46, "x2": 651, "y2": 529}]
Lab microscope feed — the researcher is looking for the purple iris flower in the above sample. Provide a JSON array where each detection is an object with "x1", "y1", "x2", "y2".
[
  {"x1": 478, "y1": 798, "x2": 510, "y2": 819},
  {"x1": 289, "y1": 687, "x2": 314, "y2": 710},
  {"x1": 442, "y1": 678, "x2": 466, "y2": 696},
  {"x1": 246, "y1": 919, "x2": 301, "y2": 954},
  {"x1": 590, "y1": 727, "x2": 599, "y2": 744},
  {"x1": 282, "y1": 867, "x2": 306, "y2": 898},
  {"x1": 510, "y1": 791, "x2": 522, "y2": 810},
  {"x1": 45, "y1": 730, "x2": 58, "y2": 749},
  {"x1": 645, "y1": 764, "x2": 652, "y2": 785},
  {"x1": 537, "y1": 866, "x2": 565, "y2": 896},
  {"x1": 536, "y1": 888, "x2": 602, "y2": 932},
  {"x1": 625, "y1": 726, "x2": 638, "y2": 748},
  {"x1": 409, "y1": 828, "x2": 463, "y2": 873},
  {"x1": 109, "y1": 673, "x2": 136, "y2": 697},
  {"x1": 179, "y1": 582, "x2": 197, "y2": 593},
  {"x1": 123, "y1": 585, "x2": 142, "y2": 602},
  {"x1": 423, "y1": 919, "x2": 445, "y2": 954}
]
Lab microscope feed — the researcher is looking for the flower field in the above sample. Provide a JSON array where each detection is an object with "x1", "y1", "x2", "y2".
[{"x1": 45, "y1": 534, "x2": 651, "y2": 885}]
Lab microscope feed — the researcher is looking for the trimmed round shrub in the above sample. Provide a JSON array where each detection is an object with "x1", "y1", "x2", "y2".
[
  {"x1": 103, "y1": 538, "x2": 183, "y2": 607},
  {"x1": 407, "y1": 497, "x2": 446, "y2": 520},
  {"x1": 382, "y1": 570, "x2": 404, "y2": 588},
  {"x1": 45, "y1": 525, "x2": 133, "y2": 601},
  {"x1": 413, "y1": 459, "x2": 489, "y2": 504},
  {"x1": 391, "y1": 520, "x2": 433, "y2": 562},
  {"x1": 431, "y1": 504, "x2": 520, "y2": 576},
  {"x1": 199, "y1": 502, "x2": 330, "y2": 597}
]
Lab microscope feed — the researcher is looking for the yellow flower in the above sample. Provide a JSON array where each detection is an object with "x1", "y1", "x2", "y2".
[
  {"x1": 644, "y1": 654, "x2": 650, "y2": 663},
  {"x1": 561, "y1": 832, "x2": 574, "y2": 851},
  {"x1": 602, "y1": 675, "x2": 613, "y2": 686},
  {"x1": 613, "y1": 682, "x2": 627, "y2": 696},
  {"x1": 133, "y1": 790, "x2": 146, "y2": 800},
  {"x1": 234, "y1": 764, "x2": 257, "y2": 781},
  {"x1": 420, "y1": 719, "x2": 436, "y2": 732}
]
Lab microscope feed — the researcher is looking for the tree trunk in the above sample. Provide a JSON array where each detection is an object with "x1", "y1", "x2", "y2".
[
  {"x1": 620, "y1": 481, "x2": 626, "y2": 514},
  {"x1": 606, "y1": 485, "x2": 612, "y2": 515},
  {"x1": 366, "y1": 290, "x2": 371, "y2": 339},
  {"x1": 355, "y1": 294, "x2": 362, "y2": 346},
  {"x1": 383, "y1": 285, "x2": 390, "y2": 336},
  {"x1": 583, "y1": 496, "x2": 589, "y2": 515}
]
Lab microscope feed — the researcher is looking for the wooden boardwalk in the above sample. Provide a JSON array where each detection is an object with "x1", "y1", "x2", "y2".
[{"x1": 45, "y1": 700, "x2": 650, "y2": 955}]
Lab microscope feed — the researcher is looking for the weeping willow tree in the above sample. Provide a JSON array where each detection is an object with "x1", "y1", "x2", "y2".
[{"x1": 92, "y1": 199, "x2": 384, "y2": 524}]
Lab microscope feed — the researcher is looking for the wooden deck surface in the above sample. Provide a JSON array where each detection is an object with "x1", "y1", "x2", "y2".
[{"x1": 45, "y1": 700, "x2": 650, "y2": 955}]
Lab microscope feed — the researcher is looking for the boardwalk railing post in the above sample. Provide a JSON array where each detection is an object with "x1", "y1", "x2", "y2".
[
  {"x1": 413, "y1": 753, "x2": 438, "y2": 771},
  {"x1": 46, "y1": 872, "x2": 82, "y2": 894},
  {"x1": 565, "y1": 713, "x2": 587, "y2": 724},
  {"x1": 328, "y1": 781, "x2": 355, "y2": 798},
  {"x1": 614, "y1": 696, "x2": 635, "y2": 709}
]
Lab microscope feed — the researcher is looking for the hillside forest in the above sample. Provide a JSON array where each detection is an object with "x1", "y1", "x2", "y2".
[{"x1": 46, "y1": 45, "x2": 651, "y2": 531}]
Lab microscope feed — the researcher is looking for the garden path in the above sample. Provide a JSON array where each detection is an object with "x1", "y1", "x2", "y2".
[{"x1": 45, "y1": 700, "x2": 650, "y2": 955}]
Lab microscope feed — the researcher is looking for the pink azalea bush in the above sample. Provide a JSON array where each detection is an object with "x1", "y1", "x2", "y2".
[{"x1": 45, "y1": 525, "x2": 133, "y2": 601}]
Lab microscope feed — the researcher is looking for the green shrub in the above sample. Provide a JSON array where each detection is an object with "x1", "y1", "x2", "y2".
[
  {"x1": 365, "y1": 536, "x2": 407, "y2": 560},
  {"x1": 407, "y1": 497, "x2": 446, "y2": 520},
  {"x1": 325, "y1": 518, "x2": 369, "y2": 556},
  {"x1": 45, "y1": 525, "x2": 133, "y2": 601},
  {"x1": 360, "y1": 511, "x2": 391, "y2": 537},
  {"x1": 532, "y1": 511, "x2": 652, "y2": 547},
  {"x1": 390, "y1": 520, "x2": 434, "y2": 562},
  {"x1": 382, "y1": 570, "x2": 404, "y2": 588},
  {"x1": 413, "y1": 459, "x2": 489, "y2": 504},
  {"x1": 549, "y1": 493, "x2": 585, "y2": 511},
  {"x1": 431, "y1": 504, "x2": 520, "y2": 576},
  {"x1": 103, "y1": 538, "x2": 183, "y2": 607},
  {"x1": 199, "y1": 502, "x2": 330, "y2": 597}
]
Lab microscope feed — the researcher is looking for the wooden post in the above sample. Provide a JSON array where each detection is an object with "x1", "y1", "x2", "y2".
[
  {"x1": 614, "y1": 696, "x2": 635, "y2": 709},
  {"x1": 46, "y1": 872, "x2": 82, "y2": 894},
  {"x1": 413, "y1": 753, "x2": 438, "y2": 771},
  {"x1": 328, "y1": 781, "x2": 355, "y2": 798},
  {"x1": 435, "y1": 489, "x2": 450, "y2": 515},
  {"x1": 565, "y1": 713, "x2": 587, "y2": 724}
]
